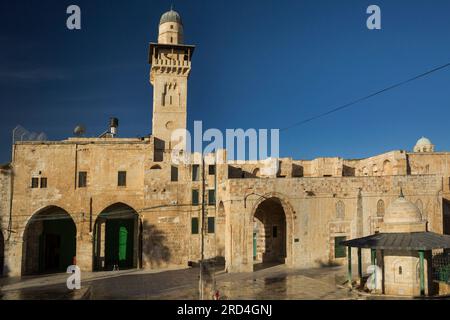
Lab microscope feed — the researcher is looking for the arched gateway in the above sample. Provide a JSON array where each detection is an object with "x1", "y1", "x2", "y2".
[
  {"x1": 93, "y1": 203, "x2": 141, "y2": 271},
  {"x1": 0, "y1": 230, "x2": 4, "y2": 276},
  {"x1": 22, "y1": 206, "x2": 76, "y2": 275},
  {"x1": 251, "y1": 195, "x2": 294, "y2": 271}
]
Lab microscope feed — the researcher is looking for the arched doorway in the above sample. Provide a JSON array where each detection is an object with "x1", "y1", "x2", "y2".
[
  {"x1": 253, "y1": 197, "x2": 287, "y2": 269},
  {"x1": 93, "y1": 203, "x2": 140, "y2": 271},
  {"x1": 443, "y1": 199, "x2": 450, "y2": 235},
  {"x1": 0, "y1": 230, "x2": 4, "y2": 276},
  {"x1": 215, "y1": 201, "x2": 226, "y2": 264},
  {"x1": 22, "y1": 206, "x2": 76, "y2": 275},
  {"x1": 383, "y1": 160, "x2": 392, "y2": 175}
]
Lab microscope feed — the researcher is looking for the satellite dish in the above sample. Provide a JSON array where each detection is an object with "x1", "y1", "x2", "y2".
[{"x1": 73, "y1": 125, "x2": 86, "y2": 137}]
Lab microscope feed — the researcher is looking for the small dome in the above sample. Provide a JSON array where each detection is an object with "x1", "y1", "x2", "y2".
[
  {"x1": 416, "y1": 137, "x2": 432, "y2": 146},
  {"x1": 384, "y1": 195, "x2": 422, "y2": 225},
  {"x1": 413, "y1": 136, "x2": 435, "y2": 153},
  {"x1": 160, "y1": 9, "x2": 182, "y2": 25}
]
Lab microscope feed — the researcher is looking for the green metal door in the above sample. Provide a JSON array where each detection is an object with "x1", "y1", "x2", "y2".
[
  {"x1": 253, "y1": 232, "x2": 257, "y2": 259},
  {"x1": 118, "y1": 226, "x2": 128, "y2": 262}
]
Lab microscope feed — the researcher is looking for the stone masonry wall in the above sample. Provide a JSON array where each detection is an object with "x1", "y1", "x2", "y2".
[{"x1": 224, "y1": 175, "x2": 443, "y2": 272}]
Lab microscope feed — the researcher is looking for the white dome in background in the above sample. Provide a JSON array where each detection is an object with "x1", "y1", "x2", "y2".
[
  {"x1": 416, "y1": 137, "x2": 432, "y2": 146},
  {"x1": 413, "y1": 136, "x2": 435, "y2": 153}
]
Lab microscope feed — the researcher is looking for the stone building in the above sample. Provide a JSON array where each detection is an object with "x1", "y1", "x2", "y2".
[
  {"x1": 343, "y1": 192, "x2": 450, "y2": 297},
  {"x1": 0, "y1": 9, "x2": 450, "y2": 278}
]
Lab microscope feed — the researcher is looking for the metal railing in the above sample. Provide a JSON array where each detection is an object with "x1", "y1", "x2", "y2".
[{"x1": 432, "y1": 250, "x2": 450, "y2": 283}]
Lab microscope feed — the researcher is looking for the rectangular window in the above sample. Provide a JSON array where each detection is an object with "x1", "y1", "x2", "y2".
[
  {"x1": 191, "y1": 217, "x2": 199, "y2": 234},
  {"x1": 40, "y1": 177, "x2": 47, "y2": 189},
  {"x1": 118, "y1": 171, "x2": 127, "y2": 187},
  {"x1": 207, "y1": 217, "x2": 215, "y2": 234},
  {"x1": 192, "y1": 189, "x2": 199, "y2": 205},
  {"x1": 272, "y1": 226, "x2": 278, "y2": 238},
  {"x1": 31, "y1": 177, "x2": 39, "y2": 188},
  {"x1": 208, "y1": 189, "x2": 216, "y2": 206},
  {"x1": 78, "y1": 171, "x2": 87, "y2": 188},
  {"x1": 208, "y1": 165, "x2": 216, "y2": 175},
  {"x1": 171, "y1": 165, "x2": 178, "y2": 182},
  {"x1": 334, "y1": 236, "x2": 347, "y2": 258},
  {"x1": 192, "y1": 165, "x2": 199, "y2": 181}
]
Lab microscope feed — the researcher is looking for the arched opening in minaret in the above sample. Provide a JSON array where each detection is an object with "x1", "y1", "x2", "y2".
[
  {"x1": 93, "y1": 203, "x2": 140, "y2": 271},
  {"x1": 22, "y1": 206, "x2": 76, "y2": 275},
  {"x1": 253, "y1": 198, "x2": 287, "y2": 270}
]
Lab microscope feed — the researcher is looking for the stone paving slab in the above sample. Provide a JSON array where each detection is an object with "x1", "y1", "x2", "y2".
[{"x1": 0, "y1": 265, "x2": 369, "y2": 300}]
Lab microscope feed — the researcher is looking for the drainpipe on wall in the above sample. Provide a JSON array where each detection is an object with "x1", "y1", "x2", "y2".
[
  {"x1": 199, "y1": 155, "x2": 206, "y2": 300},
  {"x1": 89, "y1": 197, "x2": 93, "y2": 233},
  {"x1": 74, "y1": 144, "x2": 78, "y2": 190}
]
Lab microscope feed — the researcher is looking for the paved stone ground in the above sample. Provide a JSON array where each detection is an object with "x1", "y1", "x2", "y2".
[{"x1": 0, "y1": 264, "x2": 369, "y2": 300}]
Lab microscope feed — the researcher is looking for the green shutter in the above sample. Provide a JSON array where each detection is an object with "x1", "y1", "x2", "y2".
[
  {"x1": 208, "y1": 190, "x2": 216, "y2": 205},
  {"x1": 40, "y1": 177, "x2": 47, "y2": 188},
  {"x1": 334, "y1": 236, "x2": 347, "y2": 258},
  {"x1": 192, "y1": 189, "x2": 199, "y2": 205},
  {"x1": 31, "y1": 177, "x2": 39, "y2": 188},
  {"x1": 207, "y1": 217, "x2": 215, "y2": 233},
  {"x1": 171, "y1": 166, "x2": 178, "y2": 181},
  {"x1": 118, "y1": 226, "x2": 128, "y2": 261},
  {"x1": 118, "y1": 171, "x2": 126, "y2": 186},
  {"x1": 191, "y1": 218, "x2": 199, "y2": 234},
  {"x1": 78, "y1": 171, "x2": 87, "y2": 188}
]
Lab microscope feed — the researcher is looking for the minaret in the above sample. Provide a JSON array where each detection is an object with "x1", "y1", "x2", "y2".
[{"x1": 149, "y1": 9, "x2": 194, "y2": 150}]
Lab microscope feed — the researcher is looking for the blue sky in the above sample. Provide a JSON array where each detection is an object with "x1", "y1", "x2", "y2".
[{"x1": 0, "y1": 0, "x2": 449, "y2": 163}]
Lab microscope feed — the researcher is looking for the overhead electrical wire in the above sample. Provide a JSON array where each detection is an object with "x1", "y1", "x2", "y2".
[{"x1": 280, "y1": 61, "x2": 450, "y2": 132}]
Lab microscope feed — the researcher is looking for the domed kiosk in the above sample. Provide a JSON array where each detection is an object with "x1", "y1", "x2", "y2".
[{"x1": 343, "y1": 190, "x2": 450, "y2": 297}]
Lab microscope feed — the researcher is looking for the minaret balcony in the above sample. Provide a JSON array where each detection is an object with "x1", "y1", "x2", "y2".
[{"x1": 152, "y1": 59, "x2": 191, "y2": 68}]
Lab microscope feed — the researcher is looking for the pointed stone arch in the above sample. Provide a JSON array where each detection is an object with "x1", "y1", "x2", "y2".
[
  {"x1": 383, "y1": 160, "x2": 392, "y2": 176},
  {"x1": 377, "y1": 199, "x2": 385, "y2": 218},
  {"x1": 415, "y1": 199, "x2": 424, "y2": 217},
  {"x1": 336, "y1": 201, "x2": 345, "y2": 220},
  {"x1": 249, "y1": 192, "x2": 295, "y2": 270},
  {"x1": 93, "y1": 202, "x2": 141, "y2": 271},
  {"x1": 218, "y1": 201, "x2": 225, "y2": 218},
  {"x1": 0, "y1": 230, "x2": 4, "y2": 276},
  {"x1": 22, "y1": 205, "x2": 76, "y2": 275},
  {"x1": 444, "y1": 199, "x2": 450, "y2": 235}
]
